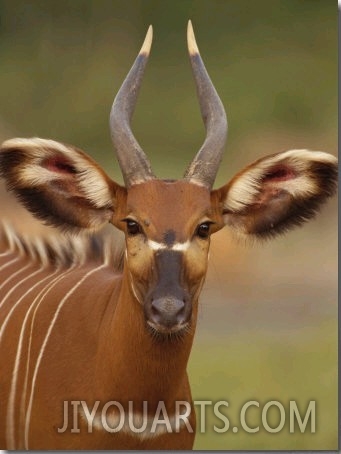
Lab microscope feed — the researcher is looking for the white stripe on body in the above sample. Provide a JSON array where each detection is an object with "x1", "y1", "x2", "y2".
[
  {"x1": 24, "y1": 264, "x2": 107, "y2": 449},
  {"x1": 19, "y1": 268, "x2": 76, "y2": 450},
  {"x1": 0, "y1": 263, "x2": 33, "y2": 307},
  {"x1": 0, "y1": 267, "x2": 44, "y2": 341},
  {"x1": 0, "y1": 250, "x2": 14, "y2": 258},
  {"x1": 5, "y1": 269, "x2": 60, "y2": 449},
  {"x1": 0, "y1": 257, "x2": 22, "y2": 277}
]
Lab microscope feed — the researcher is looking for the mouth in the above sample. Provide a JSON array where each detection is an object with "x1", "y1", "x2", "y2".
[{"x1": 146, "y1": 320, "x2": 190, "y2": 340}]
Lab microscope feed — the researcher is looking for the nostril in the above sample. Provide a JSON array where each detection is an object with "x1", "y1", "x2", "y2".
[
  {"x1": 175, "y1": 302, "x2": 188, "y2": 324},
  {"x1": 150, "y1": 299, "x2": 161, "y2": 319},
  {"x1": 174, "y1": 300, "x2": 185, "y2": 317}
]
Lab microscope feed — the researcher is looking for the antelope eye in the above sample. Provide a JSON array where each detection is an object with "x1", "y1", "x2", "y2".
[
  {"x1": 124, "y1": 219, "x2": 142, "y2": 236},
  {"x1": 196, "y1": 222, "x2": 211, "y2": 239}
]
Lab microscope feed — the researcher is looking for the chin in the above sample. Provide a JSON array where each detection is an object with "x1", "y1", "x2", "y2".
[{"x1": 146, "y1": 320, "x2": 190, "y2": 341}]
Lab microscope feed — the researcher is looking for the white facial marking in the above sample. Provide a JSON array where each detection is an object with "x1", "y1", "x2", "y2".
[
  {"x1": 172, "y1": 241, "x2": 191, "y2": 251},
  {"x1": 147, "y1": 240, "x2": 190, "y2": 252}
]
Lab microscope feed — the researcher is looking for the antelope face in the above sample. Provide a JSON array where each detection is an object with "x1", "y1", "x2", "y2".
[
  {"x1": 116, "y1": 180, "x2": 223, "y2": 334},
  {"x1": 0, "y1": 22, "x2": 337, "y2": 341}
]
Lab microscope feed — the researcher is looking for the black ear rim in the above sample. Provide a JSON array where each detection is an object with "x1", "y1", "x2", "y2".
[
  {"x1": 0, "y1": 147, "x2": 25, "y2": 179},
  {"x1": 10, "y1": 186, "x2": 114, "y2": 234}
]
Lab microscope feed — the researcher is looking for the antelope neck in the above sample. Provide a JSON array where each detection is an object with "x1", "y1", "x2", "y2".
[{"x1": 94, "y1": 268, "x2": 197, "y2": 409}]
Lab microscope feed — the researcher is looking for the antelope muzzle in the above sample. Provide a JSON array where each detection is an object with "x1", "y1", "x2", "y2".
[{"x1": 144, "y1": 251, "x2": 192, "y2": 334}]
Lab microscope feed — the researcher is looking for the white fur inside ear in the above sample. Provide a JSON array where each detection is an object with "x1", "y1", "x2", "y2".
[
  {"x1": 5, "y1": 138, "x2": 113, "y2": 209},
  {"x1": 19, "y1": 165, "x2": 62, "y2": 186},
  {"x1": 224, "y1": 149, "x2": 337, "y2": 212},
  {"x1": 78, "y1": 171, "x2": 112, "y2": 209}
]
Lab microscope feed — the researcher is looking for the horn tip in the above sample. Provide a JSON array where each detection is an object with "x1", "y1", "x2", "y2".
[
  {"x1": 187, "y1": 20, "x2": 199, "y2": 56},
  {"x1": 140, "y1": 25, "x2": 153, "y2": 56}
]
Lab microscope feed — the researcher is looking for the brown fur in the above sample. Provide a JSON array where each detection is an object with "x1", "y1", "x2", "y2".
[{"x1": 0, "y1": 141, "x2": 337, "y2": 449}]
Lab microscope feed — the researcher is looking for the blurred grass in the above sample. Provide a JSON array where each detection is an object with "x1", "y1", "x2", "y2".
[
  {"x1": 0, "y1": 0, "x2": 337, "y2": 450},
  {"x1": 189, "y1": 318, "x2": 338, "y2": 450},
  {"x1": 0, "y1": 0, "x2": 337, "y2": 181}
]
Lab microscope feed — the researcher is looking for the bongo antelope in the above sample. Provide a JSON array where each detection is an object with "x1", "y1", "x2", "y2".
[{"x1": 0, "y1": 21, "x2": 337, "y2": 450}]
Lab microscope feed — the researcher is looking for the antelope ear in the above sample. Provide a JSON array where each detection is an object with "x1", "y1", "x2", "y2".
[
  {"x1": 214, "y1": 149, "x2": 338, "y2": 239},
  {"x1": 0, "y1": 138, "x2": 126, "y2": 232}
]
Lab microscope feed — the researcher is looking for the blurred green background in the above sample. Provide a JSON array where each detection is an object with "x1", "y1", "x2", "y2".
[{"x1": 0, "y1": 0, "x2": 337, "y2": 450}]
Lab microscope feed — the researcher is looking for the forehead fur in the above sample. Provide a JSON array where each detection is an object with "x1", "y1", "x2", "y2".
[{"x1": 126, "y1": 179, "x2": 212, "y2": 238}]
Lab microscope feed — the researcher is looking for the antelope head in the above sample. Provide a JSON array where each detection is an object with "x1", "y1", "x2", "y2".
[{"x1": 0, "y1": 22, "x2": 337, "y2": 338}]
